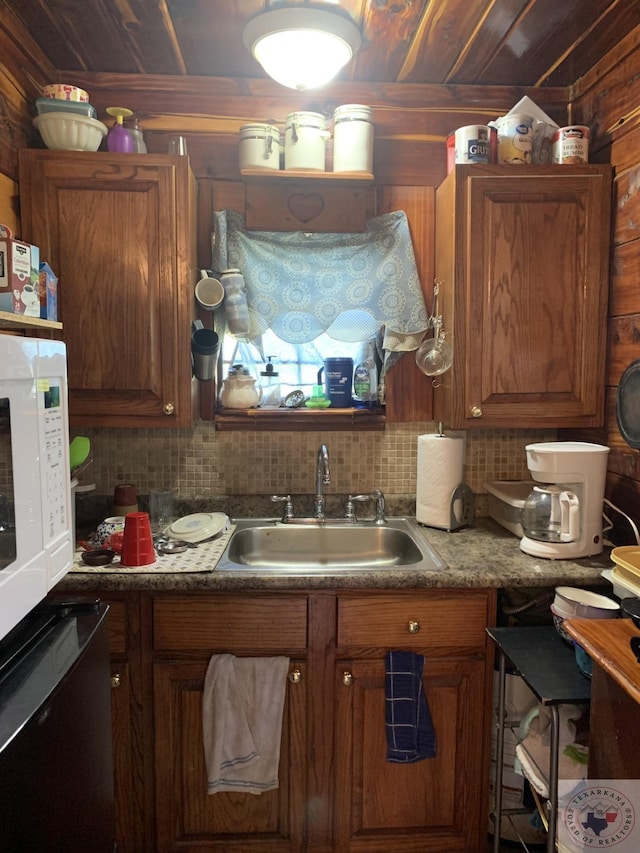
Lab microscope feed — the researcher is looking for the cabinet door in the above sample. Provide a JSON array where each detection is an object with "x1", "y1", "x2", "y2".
[
  {"x1": 153, "y1": 659, "x2": 306, "y2": 853},
  {"x1": 18, "y1": 150, "x2": 197, "y2": 427},
  {"x1": 334, "y1": 655, "x2": 488, "y2": 852},
  {"x1": 434, "y1": 164, "x2": 612, "y2": 429}
]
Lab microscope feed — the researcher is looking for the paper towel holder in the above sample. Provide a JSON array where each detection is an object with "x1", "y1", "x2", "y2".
[{"x1": 449, "y1": 483, "x2": 474, "y2": 531}]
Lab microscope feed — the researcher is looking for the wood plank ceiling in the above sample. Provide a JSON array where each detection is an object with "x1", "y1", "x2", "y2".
[{"x1": 2, "y1": 0, "x2": 639, "y2": 89}]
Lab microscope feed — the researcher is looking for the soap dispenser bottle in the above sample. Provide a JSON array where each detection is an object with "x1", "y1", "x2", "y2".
[
  {"x1": 106, "y1": 107, "x2": 134, "y2": 153},
  {"x1": 353, "y1": 339, "x2": 379, "y2": 407},
  {"x1": 260, "y1": 357, "x2": 281, "y2": 409}
]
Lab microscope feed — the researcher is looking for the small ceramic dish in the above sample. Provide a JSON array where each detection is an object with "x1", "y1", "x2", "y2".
[
  {"x1": 164, "y1": 512, "x2": 229, "y2": 544},
  {"x1": 81, "y1": 548, "x2": 115, "y2": 567}
]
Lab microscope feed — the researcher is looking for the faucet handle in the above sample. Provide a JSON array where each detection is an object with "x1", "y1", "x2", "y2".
[
  {"x1": 345, "y1": 493, "x2": 371, "y2": 521},
  {"x1": 271, "y1": 494, "x2": 294, "y2": 522}
]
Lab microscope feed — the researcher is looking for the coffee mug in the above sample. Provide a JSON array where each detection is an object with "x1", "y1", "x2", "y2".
[
  {"x1": 191, "y1": 327, "x2": 219, "y2": 381},
  {"x1": 195, "y1": 271, "x2": 225, "y2": 311}
]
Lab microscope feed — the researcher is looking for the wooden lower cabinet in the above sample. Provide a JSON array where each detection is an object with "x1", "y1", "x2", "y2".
[
  {"x1": 88, "y1": 587, "x2": 496, "y2": 852},
  {"x1": 333, "y1": 591, "x2": 494, "y2": 852}
]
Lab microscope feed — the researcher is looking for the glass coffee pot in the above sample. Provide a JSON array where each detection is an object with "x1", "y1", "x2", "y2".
[{"x1": 521, "y1": 484, "x2": 580, "y2": 543}]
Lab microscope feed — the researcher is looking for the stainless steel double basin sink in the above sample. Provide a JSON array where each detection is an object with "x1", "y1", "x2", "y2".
[{"x1": 216, "y1": 517, "x2": 446, "y2": 574}]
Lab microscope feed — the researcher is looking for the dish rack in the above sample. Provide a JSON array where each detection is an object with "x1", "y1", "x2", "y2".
[{"x1": 487, "y1": 627, "x2": 591, "y2": 853}]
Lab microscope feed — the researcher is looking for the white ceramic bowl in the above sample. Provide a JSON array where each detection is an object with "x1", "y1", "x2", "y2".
[
  {"x1": 554, "y1": 586, "x2": 620, "y2": 619},
  {"x1": 33, "y1": 112, "x2": 107, "y2": 151}
]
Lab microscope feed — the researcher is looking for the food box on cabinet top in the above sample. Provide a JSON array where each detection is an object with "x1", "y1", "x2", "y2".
[
  {"x1": 11, "y1": 243, "x2": 40, "y2": 317},
  {"x1": 0, "y1": 225, "x2": 40, "y2": 316},
  {"x1": 37, "y1": 262, "x2": 58, "y2": 321}
]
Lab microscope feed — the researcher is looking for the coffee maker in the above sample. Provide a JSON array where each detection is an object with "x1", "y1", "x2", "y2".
[{"x1": 520, "y1": 441, "x2": 609, "y2": 559}]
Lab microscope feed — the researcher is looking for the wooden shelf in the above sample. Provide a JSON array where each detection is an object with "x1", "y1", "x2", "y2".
[
  {"x1": 241, "y1": 168, "x2": 374, "y2": 183},
  {"x1": 215, "y1": 406, "x2": 386, "y2": 431},
  {"x1": 0, "y1": 310, "x2": 62, "y2": 331},
  {"x1": 241, "y1": 168, "x2": 373, "y2": 232}
]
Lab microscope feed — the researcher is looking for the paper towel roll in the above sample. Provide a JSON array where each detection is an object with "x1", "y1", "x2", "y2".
[{"x1": 416, "y1": 433, "x2": 465, "y2": 529}]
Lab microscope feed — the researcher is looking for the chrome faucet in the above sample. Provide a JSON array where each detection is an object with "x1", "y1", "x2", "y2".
[{"x1": 313, "y1": 444, "x2": 331, "y2": 520}]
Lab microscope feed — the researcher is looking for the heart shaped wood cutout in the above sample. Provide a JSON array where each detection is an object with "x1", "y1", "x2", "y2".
[{"x1": 287, "y1": 192, "x2": 325, "y2": 223}]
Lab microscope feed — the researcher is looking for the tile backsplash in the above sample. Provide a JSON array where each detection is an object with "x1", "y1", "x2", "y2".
[{"x1": 73, "y1": 422, "x2": 552, "y2": 499}]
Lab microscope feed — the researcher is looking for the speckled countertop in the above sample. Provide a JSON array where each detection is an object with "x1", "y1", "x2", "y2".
[{"x1": 58, "y1": 517, "x2": 613, "y2": 594}]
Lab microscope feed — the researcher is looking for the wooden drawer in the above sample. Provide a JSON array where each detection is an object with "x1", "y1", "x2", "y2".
[
  {"x1": 337, "y1": 592, "x2": 490, "y2": 651},
  {"x1": 153, "y1": 594, "x2": 308, "y2": 652}
]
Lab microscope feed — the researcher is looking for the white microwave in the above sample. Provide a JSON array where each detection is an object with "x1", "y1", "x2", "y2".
[{"x1": 0, "y1": 335, "x2": 73, "y2": 641}]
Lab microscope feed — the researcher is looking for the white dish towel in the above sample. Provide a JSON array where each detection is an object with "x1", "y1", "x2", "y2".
[{"x1": 202, "y1": 653, "x2": 290, "y2": 795}]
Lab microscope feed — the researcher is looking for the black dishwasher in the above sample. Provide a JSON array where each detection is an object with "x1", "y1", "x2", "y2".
[{"x1": 0, "y1": 598, "x2": 115, "y2": 852}]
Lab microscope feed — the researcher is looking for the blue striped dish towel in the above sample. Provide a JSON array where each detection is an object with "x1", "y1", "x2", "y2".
[{"x1": 385, "y1": 650, "x2": 436, "y2": 763}]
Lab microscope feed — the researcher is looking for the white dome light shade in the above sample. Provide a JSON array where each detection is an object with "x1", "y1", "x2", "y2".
[{"x1": 243, "y1": 6, "x2": 361, "y2": 91}]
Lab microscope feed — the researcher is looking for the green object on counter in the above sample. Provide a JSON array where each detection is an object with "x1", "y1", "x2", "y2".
[
  {"x1": 69, "y1": 436, "x2": 90, "y2": 470},
  {"x1": 305, "y1": 382, "x2": 332, "y2": 408}
]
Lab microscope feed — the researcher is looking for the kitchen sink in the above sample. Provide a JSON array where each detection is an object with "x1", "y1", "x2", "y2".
[{"x1": 216, "y1": 517, "x2": 446, "y2": 574}]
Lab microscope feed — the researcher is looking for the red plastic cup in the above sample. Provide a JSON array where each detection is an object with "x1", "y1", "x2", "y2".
[{"x1": 120, "y1": 511, "x2": 155, "y2": 567}]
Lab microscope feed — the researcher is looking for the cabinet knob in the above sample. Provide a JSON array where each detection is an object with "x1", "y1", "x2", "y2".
[
  {"x1": 470, "y1": 406, "x2": 483, "y2": 418},
  {"x1": 288, "y1": 669, "x2": 302, "y2": 684},
  {"x1": 163, "y1": 402, "x2": 175, "y2": 415},
  {"x1": 342, "y1": 671, "x2": 353, "y2": 686},
  {"x1": 408, "y1": 620, "x2": 420, "y2": 634},
  {"x1": 111, "y1": 674, "x2": 121, "y2": 688}
]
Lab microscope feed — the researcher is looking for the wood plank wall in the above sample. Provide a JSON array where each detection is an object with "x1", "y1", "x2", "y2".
[
  {"x1": 571, "y1": 24, "x2": 640, "y2": 534},
  {"x1": 26, "y1": 6, "x2": 640, "y2": 441}
]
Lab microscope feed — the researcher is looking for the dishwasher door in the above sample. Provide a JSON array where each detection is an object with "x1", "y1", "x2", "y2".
[{"x1": 0, "y1": 600, "x2": 115, "y2": 852}]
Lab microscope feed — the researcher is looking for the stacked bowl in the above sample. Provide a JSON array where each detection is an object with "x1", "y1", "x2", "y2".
[{"x1": 33, "y1": 83, "x2": 107, "y2": 151}]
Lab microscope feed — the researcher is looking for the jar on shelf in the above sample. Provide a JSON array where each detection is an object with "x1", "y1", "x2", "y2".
[{"x1": 220, "y1": 364, "x2": 260, "y2": 409}]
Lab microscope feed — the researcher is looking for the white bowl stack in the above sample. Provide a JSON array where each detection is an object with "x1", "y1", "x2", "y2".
[{"x1": 33, "y1": 83, "x2": 107, "y2": 151}]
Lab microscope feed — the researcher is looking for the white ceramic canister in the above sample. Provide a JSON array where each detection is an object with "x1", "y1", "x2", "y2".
[
  {"x1": 332, "y1": 104, "x2": 374, "y2": 173},
  {"x1": 552, "y1": 125, "x2": 590, "y2": 164},
  {"x1": 454, "y1": 124, "x2": 491, "y2": 164},
  {"x1": 239, "y1": 123, "x2": 280, "y2": 170},
  {"x1": 284, "y1": 111, "x2": 328, "y2": 171},
  {"x1": 496, "y1": 113, "x2": 533, "y2": 164}
]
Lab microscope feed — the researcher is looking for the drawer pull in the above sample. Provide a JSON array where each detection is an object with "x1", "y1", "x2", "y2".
[
  {"x1": 408, "y1": 620, "x2": 420, "y2": 634},
  {"x1": 342, "y1": 671, "x2": 353, "y2": 686},
  {"x1": 288, "y1": 669, "x2": 302, "y2": 684},
  {"x1": 111, "y1": 674, "x2": 121, "y2": 688}
]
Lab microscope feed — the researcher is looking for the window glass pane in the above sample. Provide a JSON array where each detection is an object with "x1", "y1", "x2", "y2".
[{"x1": 221, "y1": 330, "x2": 363, "y2": 397}]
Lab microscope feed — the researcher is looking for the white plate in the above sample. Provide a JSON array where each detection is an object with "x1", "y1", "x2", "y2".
[{"x1": 165, "y1": 512, "x2": 229, "y2": 543}]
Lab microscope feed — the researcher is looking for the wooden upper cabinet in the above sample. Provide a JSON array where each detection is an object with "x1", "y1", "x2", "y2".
[
  {"x1": 18, "y1": 150, "x2": 197, "y2": 428},
  {"x1": 434, "y1": 164, "x2": 613, "y2": 429}
]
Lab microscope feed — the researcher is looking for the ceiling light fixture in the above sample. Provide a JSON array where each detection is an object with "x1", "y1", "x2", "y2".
[{"x1": 242, "y1": 5, "x2": 361, "y2": 91}]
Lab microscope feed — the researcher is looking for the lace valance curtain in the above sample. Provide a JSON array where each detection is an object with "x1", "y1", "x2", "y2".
[{"x1": 212, "y1": 209, "x2": 428, "y2": 353}]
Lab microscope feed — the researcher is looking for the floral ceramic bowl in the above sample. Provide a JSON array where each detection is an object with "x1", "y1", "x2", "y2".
[{"x1": 94, "y1": 516, "x2": 126, "y2": 551}]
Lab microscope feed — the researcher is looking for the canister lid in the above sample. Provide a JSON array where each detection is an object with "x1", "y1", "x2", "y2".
[
  {"x1": 239, "y1": 123, "x2": 280, "y2": 139},
  {"x1": 333, "y1": 104, "x2": 373, "y2": 122},
  {"x1": 285, "y1": 111, "x2": 326, "y2": 129}
]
